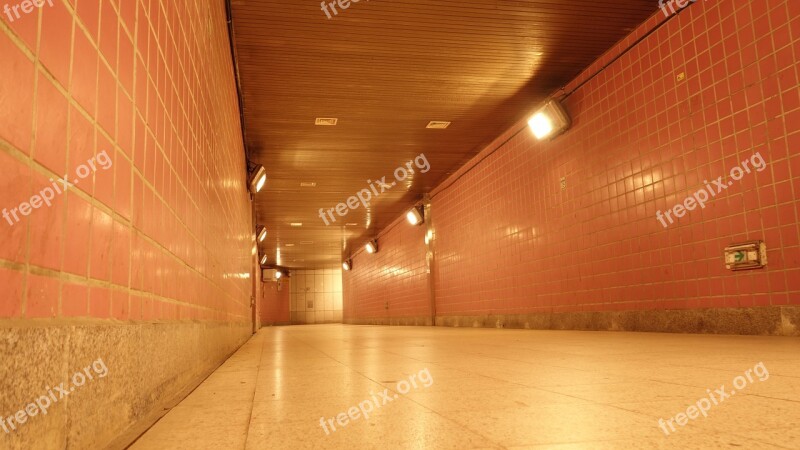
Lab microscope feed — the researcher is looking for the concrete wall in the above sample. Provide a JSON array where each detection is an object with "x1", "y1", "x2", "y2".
[
  {"x1": 344, "y1": 0, "x2": 800, "y2": 335},
  {"x1": 0, "y1": 0, "x2": 254, "y2": 448}
]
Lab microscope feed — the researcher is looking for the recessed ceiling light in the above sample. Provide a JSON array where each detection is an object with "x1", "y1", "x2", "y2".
[
  {"x1": 290, "y1": 223, "x2": 303, "y2": 227},
  {"x1": 345, "y1": 223, "x2": 358, "y2": 226},
  {"x1": 315, "y1": 118, "x2": 338, "y2": 126},
  {"x1": 300, "y1": 241, "x2": 314, "y2": 245},
  {"x1": 426, "y1": 121, "x2": 451, "y2": 129},
  {"x1": 300, "y1": 182, "x2": 317, "y2": 187},
  {"x1": 285, "y1": 243, "x2": 295, "y2": 247}
]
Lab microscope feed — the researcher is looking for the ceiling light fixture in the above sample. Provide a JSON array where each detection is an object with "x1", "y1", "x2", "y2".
[
  {"x1": 248, "y1": 164, "x2": 267, "y2": 194},
  {"x1": 260, "y1": 254, "x2": 268, "y2": 265},
  {"x1": 257, "y1": 226, "x2": 268, "y2": 243},
  {"x1": 365, "y1": 240, "x2": 378, "y2": 254},
  {"x1": 426, "y1": 121, "x2": 451, "y2": 129},
  {"x1": 342, "y1": 260, "x2": 352, "y2": 271},
  {"x1": 406, "y1": 206, "x2": 424, "y2": 226},
  {"x1": 290, "y1": 223, "x2": 303, "y2": 227},
  {"x1": 315, "y1": 118, "x2": 338, "y2": 126},
  {"x1": 528, "y1": 100, "x2": 571, "y2": 140}
]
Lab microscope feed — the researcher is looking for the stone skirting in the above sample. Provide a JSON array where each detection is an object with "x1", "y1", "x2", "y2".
[
  {"x1": 345, "y1": 307, "x2": 800, "y2": 336},
  {"x1": 0, "y1": 321, "x2": 251, "y2": 449}
]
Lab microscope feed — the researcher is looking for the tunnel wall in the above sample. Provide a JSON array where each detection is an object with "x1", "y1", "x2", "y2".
[
  {"x1": 260, "y1": 280, "x2": 290, "y2": 326},
  {"x1": 0, "y1": 0, "x2": 253, "y2": 448},
  {"x1": 344, "y1": 0, "x2": 800, "y2": 335},
  {"x1": 343, "y1": 221, "x2": 430, "y2": 324}
]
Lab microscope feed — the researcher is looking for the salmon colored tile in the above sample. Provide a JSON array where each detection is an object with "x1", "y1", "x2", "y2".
[
  {"x1": 69, "y1": 106, "x2": 96, "y2": 194},
  {"x1": 76, "y1": 0, "x2": 100, "y2": 42},
  {"x1": 0, "y1": 151, "x2": 32, "y2": 263},
  {"x1": 0, "y1": 32, "x2": 35, "y2": 154},
  {"x1": 93, "y1": 135, "x2": 115, "y2": 208},
  {"x1": 62, "y1": 192, "x2": 92, "y2": 276},
  {"x1": 89, "y1": 286, "x2": 111, "y2": 318},
  {"x1": 111, "y1": 220, "x2": 130, "y2": 286},
  {"x1": 89, "y1": 206, "x2": 113, "y2": 281},
  {"x1": 26, "y1": 274, "x2": 60, "y2": 318},
  {"x1": 111, "y1": 289, "x2": 129, "y2": 320},
  {"x1": 117, "y1": 86, "x2": 134, "y2": 157},
  {"x1": 114, "y1": 153, "x2": 133, "y2": 219},
  {"x1": 28, "y1": 171, "x2": 66, "y2": 270},
  {"x1": 62, "y1": 283, "x2": 89, "y2": 317},
  {"x1": 0, "y1": 267, "x2": 24, "y2": 318},
  {"x1": 98, "y1": 0, "x2": 118, "y2": 68},
  {"x1": 1, "y1": 0, "x2": 38, "y2": 50},
  {"x1": 118, "y1": 0, "x2": 135, "y2": 34},
  {"x1": 70, "y1": 28, "x2": 98, "y2": 115},
  {"x1": 33, "y1": 71, "x2": 69, "y2": 175},
  {"x1": 97, "y1": 61, "x2": 116, "y2": 139},
  {"x1": 39, "y1": 0, "x2": 73, "y2": 87}
]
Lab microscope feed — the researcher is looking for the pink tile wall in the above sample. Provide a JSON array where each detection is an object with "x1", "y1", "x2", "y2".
[
  {"x1": 1, "y1": 0, "x2": 253, "y2": 322},
  {"x1": 260, "y1": 280, "x2": 290, "y2": 325},
  {"x1": 344, "y1": 0, "x2": 800, "y2": 319},
  {"x1": 343, "y1": 219, "x2": 430, "y2": 320}
]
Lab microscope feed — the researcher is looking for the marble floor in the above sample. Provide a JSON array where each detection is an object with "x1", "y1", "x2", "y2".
[{"x1": 130, "y1": 325, "x2": 800, "y2": 449}]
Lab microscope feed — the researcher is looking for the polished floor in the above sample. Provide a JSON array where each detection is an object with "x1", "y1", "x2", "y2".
[{"x1": 131, "y1": 325, "x2": 800, "y2": 449}]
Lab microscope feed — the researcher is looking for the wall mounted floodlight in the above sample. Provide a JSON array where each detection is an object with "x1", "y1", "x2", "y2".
[
  {"x1": 249, "y1": 164, "x2": 267, "y2": 194},
  {"x1": 365, "y1": 240, "x2": 378, "y2": 254},
  {"x1": 527, "y1": 100, "x2": 571, "y2": 140},
  {"x1": 406, "y1": 206, "x2": 424, "y2": 226},
  {"x1": 257, "y1": 226, "x2": 268, "y2": 243}
]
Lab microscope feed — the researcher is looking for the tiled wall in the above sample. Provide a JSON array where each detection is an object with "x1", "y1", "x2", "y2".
[
  {"x1": 343, "y1": 220, "x2": 429, "y2": 320},
  {"x1": 0, "y1": 0, "x2": 254, "y2": 447},
  {"x1": 291, "y1": 269, "x2": 343, "y2": 324},
  {"x1": 260, "y1": 279, "x2": 290, "y2": 325},
  {"x1": 344, "y1": 0, "x2": 800, "y2": 322}
]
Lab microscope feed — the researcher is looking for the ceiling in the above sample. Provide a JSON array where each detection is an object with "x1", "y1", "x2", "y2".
[{"x1": 229, "y1": 0, "x2": 658, "y2": 270}]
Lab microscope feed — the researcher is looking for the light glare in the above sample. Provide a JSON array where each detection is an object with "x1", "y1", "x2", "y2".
[
  {"x1": 255, "y1": 174, "x2": 267, "y2": 192},
  {"x1": 528, "y1": 112, "x2": 553, "y2": 139}
]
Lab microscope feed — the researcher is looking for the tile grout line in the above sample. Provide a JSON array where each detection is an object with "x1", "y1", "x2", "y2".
[{"x1": 242, "y1": 331, "x2": 268, "y2": 450}]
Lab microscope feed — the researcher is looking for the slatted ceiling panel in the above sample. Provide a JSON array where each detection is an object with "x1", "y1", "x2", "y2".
[{"x1": 230, "y1": 0, "x2": 657, "y2": 269}]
